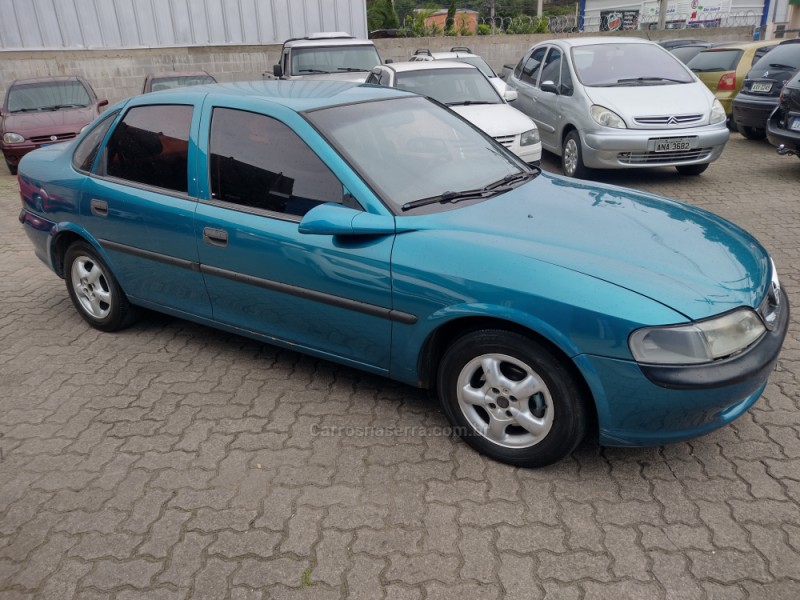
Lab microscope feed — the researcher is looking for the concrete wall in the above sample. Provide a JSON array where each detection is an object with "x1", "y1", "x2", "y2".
[{"x1": 0, "y1": 27, "x2": 755, "y2": 107}]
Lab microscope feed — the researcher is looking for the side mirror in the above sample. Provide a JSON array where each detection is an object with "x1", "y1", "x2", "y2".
[
  {"x1": 299, "y1": 203, "x2": 395, "y2": 236},
  {"x1": 98, "y1": 99, "x2": 109, "y2": 107},
  {"x1": 503, "y1": 88, "x2": 518, "y2": 102},
  {"x1": 540, "y1": 81, "x2": 559, "y2": 95},
  {"x1": 385, "y1": 58, "x2": 394, "y2": 64},
  {"x1": 273, "y1": 64, "x2": 283, "y2": 78}
]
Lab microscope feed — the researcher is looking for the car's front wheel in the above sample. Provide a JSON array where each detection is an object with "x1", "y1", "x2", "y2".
[
  {"x1": 739, "y1": 126, "x2": 766, "y2": 140},
  {"x1": 5, "y1": 160, "x2": 17, "y2": 176},
  {"x1": 437, "y1": 329, "x2": 588, "y2": 468},
  {"x1": 64, "y1": 242, "x2": 137, "y2": 332},
  {"x1": 562, "y1": 130, "x2": 589, "y2": 179},
  {"x1": 675, "y1": 163, "x2": 709, "y2": 176}
]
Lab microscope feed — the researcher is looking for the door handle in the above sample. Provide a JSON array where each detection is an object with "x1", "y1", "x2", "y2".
[
  {"x1": 90, "y1": 199, "x2": 108, "y2": 217},
  {"x1": 203, "y1": 227, "x2": 228, "y2": 247}
]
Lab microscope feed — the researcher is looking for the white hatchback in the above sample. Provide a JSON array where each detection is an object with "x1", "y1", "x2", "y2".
[{"x1": 366, "y1": 61, "x2": 542, "y2": 165}]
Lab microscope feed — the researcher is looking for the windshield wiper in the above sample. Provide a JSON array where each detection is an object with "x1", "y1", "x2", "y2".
[
  {"x1": 400, "y1": 171, "x2": 535, "y2": 212},
  {"x1": 446, "y1": 100, "x2": 494, "y2": 106},
  {"x1": 768, "y1": 63, "x2": 797, "y2": 70},
  {"x1": 298, "y1": 68, "x2": 330, "y2": 74},
  {"x1": 615, "y1": 77, "x2": 687, "y2": 84},
  {"x1": 691, "y1": 67, "x2": 727, "y2": 72},
  {"x1": 10, "y1": 107, "x2": 42, "y2": 113},
  {"x1": 41, "y1": 104, "x2": 85, "y2": 110},
  {"x1": 337, "y1": 67, "x2": 368, "y2": 72}
]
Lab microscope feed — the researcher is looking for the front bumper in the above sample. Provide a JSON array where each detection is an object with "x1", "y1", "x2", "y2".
[
  {"x1": 1, "y1": 143, "x2": 37, "y2": 167},
  {"x1": 581, "y1": 123, "x2": 729, "y2": 169},
  {"x1": 732, "y1": 95, "x2": 778, "y2": 130},
  {"x1": 579, "y1": 289, "x2": 789, "y2": 447}
]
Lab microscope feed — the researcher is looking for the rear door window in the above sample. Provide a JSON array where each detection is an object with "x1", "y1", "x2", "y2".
[
  {"x1": 101, "y1": 104, "x2": 193, "y2": 194},
  {"x1": 520, "y1": 47, "x2": 547, "y2": 86}
]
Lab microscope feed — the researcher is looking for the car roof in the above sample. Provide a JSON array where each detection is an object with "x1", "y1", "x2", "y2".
[
  {"x1": 699, "y1": 39, "x2": 782, "y2": 51},
  {"x1": 553, "y1": 36, "x2": 658, "y2": 48},
  {"x1": 283, "y1": 33, "x2": 374, "y2": 48},
  {"x1": 9, "y1": 75, "x2": 86, "y2": 86},
  {"x1": 136, "y1": 80, "x2": 412, "y2": 112},
  {"x1": 429, "y1": 51, "x2": 481, "y2": 59},
  {"x1": 147, "y1": 70, "x2": 213, "y2": 79},
  {"x1": 380, "y1": 61, "x2": 478, "y2": 74}
]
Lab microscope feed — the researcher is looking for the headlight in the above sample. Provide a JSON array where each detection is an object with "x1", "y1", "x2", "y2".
[
  {"x1": 520, "y1": 128, "x2": 540, "y2": 146},
  {"x1": 710, "y1": 98, "x2": 726, "y2": 125},
  {"x1": 590, "y1": 105, "x2": 626, "y2": 128},
  {"x1": 629, "y1": 308, "x2": 766, "y2": 365},
  {"x1": 3, "y1": 132, "x2": 25, "y2": 144}
]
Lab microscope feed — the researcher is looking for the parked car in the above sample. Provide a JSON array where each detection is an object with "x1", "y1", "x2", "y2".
[
  {"x1": 409, "y1": 47, "x2": 512, "y2": 96},
  {"x1": 504, "y1": 37, "x2": 729, "y2": 178},
  {"x1": 17, "y1": 81, "x2": 787, "y2": 468},
  {"x1": 272, "y1": 32, "x2": 382, "y2": 82},
  {"x1": 365, "y1": 61, "x2": 541, "y2": 164},
  {"x1": 687, "y1": 40, "x2": 783, "y2": 131},
  {"x1": 142, "y1": 70, "x2": 216, "y2": 93},
  {"x1": 766, "y1": 68, "x2": 800, "y2": 158},
  {"x1": 668, "y1": 42, "x2": 714, "y2": 64},
  {"x1": 657, "y1": 38, "x2": 708, "y2": 51},
  {"x1": 732, "y1": 39, "x2": 800, "y2": 139},
  {"x1": 1, "y1": 76, "x2": 107, "y2": 175}
]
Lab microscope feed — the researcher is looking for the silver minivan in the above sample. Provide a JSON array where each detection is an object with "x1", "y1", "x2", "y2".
[{"x1": 505, "y1": 37, "x2": 730, "y2": 178}]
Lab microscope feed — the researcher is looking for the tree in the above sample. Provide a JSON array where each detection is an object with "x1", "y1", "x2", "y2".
[
  {"x1": 367, "y1": 0, "x2": 400, "y2": 32},
  {"x1": 445, "y1": 0, "x2": 457, "y2": 33}
]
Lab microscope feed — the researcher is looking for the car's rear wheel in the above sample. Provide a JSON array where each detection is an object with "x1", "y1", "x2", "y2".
[
  {"x1": 64, "y1": 242, "x2": 137, "y2": 332},
  {"x1": 739, "y1": 126, "x2": 766, "y2": 140},
  {"x1": 437, "y1": 329, "x2": 588, "y2": 468},
  {"x1": 5, "y1": 160, "x2": 17, "y2": 176},
  {"x1": 562, "y1": 130, "x2": 589, "y2": 179},
  {"x1": 675, "y1": 163, "x2": 709, "y2": 176}
]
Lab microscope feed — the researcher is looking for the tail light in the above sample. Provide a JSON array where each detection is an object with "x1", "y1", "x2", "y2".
[{"x1": 717, "y1": 72, "x2": 736, "y2": 91}]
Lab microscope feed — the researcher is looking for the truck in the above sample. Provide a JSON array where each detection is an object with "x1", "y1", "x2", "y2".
[{"x1": 272, "y1": 32, "x2": 383, "y2": 83}]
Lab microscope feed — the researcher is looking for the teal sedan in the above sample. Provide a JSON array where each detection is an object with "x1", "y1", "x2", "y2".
[{"x1": 17, "y1": 81, "x2": 788, "y2": 468}]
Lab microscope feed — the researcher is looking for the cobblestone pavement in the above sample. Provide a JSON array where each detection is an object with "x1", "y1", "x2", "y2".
[{"x1": 0, "y1": 135, "x2": 798, "y2": 600}]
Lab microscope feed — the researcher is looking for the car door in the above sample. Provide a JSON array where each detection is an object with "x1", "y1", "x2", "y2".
[
  {"x1": 510, "y1": 46, "x2": 547, "y2": 124},
  {"x1": 193, "y1": 99, "x2": 394, "y2": 372},
  {"x1": 531, "y1": 46, "x2": 566, "y2": 152},
  {"x1": 79, "y1": 98, "x2": 212, "y2": 317}
]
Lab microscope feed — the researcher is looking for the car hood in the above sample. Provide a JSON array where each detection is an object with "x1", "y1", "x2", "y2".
[
  {"x1": 290, "y1": 72, "x2": 369, "y2": 83},
  {"x1": 2, "y1": 106, "x2": 96, "y2": 135},
  {"x1": 450, "y1": 103, "x2": 536, "y2": 137},
  {"x1": 584, "y1": 83, "x2": 712, "y2": 126},
  {"x1": 411, "y1": 173, "x2": 769, "y2": 321}
]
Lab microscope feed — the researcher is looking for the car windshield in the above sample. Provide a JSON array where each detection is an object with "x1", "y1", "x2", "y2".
[
  {"x1": 452, "y1": 56, "x2": 496, "y2": 77},
  {"x1": 395, "y1": 68, "x2": 502, "y2": 105},
  {"x1": 687, "y1": 49, "x2": 743, "y2": 72},
  {"x1": 150, "y1": 75, "x2": 216, "y2": 91},
  {"x1": 291, "y1": 45, "x2": 381, "y2": 74},
  {"x1": 6, "y1": 80, "x2": 91, "y2": 112},
  {"x1": 572, "y1": 43, "x2": 694, "y2": 86},
  {"x1": 307, "y1": 96, "x2": 527, "y2": 213},
  {"x1": 748, "y1": 43, "x2": 800, "y2": 74}
]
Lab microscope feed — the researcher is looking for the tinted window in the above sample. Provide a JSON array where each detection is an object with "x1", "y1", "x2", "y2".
[
  {"x1": 209, "y1": 108, "x2": 344, "y2": 217},
  {"x1": 395, "y1": 68, "x2": 501, "y2": 105},
  {"x1": 687, "y1": 49, "x2": 742, "y2": 72},
  {"x1": 749, "y1": 43, "x2": 800, "y2": 74},
  {"x1": 520, "y1": 47, "x2": 547, "y2": 85},
  {"x1": 6, "y1": 80, "x2": 91, "y2": 112},
  {"x1": 103, "y1": 104, "x2": 192, "y2": 193},
  {"x1": 72, "y1": 110, "x2": 119, "y2": 172},
  {"x1": 149, "y1": 75, "x2": 216, "y2": 92},
  {"x1": 670, "y1": 46, "x2": 707, "y2": 64},
  {"x1": 572, "y1": 43, "x2": 693, "y2": 86},
  {"x1": 540, "y1": 48, "x2": 562, "y2": 88}
]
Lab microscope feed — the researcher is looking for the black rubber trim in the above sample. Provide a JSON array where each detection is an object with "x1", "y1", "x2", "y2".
[
  {"x1": 638, "y1": 289, "x2": 789, "y2": 390},
  {"x1": 200, "y1": 263, "x2": 417, "y2": 325},
  {"x1": 99, "y1": 239, "x2": 200, "y2": 272}
]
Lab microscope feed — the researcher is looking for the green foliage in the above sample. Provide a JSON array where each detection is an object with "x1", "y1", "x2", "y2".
[
  {"x1": 457, "y1": 15, "x2": 474, "y2": 36},
  {"x1": 504, "y1": 15, "x2": 547, "y2": 34},
  {"x1": 367, "y1": 0, "x2": 400, "y2": 32},
  {"x1": 477, "y1": 23, "x2": 491, "y2": 35},
  {"x1": 445, "y1": 0, "x2": 456, "y2": 32}
]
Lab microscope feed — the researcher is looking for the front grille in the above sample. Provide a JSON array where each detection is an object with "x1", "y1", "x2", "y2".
[
  {"x1": 30, "y1": 132, "x2": 77, "y2": 144},
  {"x1": 633, "y1": 114, "x2": 703, "y2": 127},
  {"x1": 493, "y1": 135, "x2": 515, "y2": 149},
  {"x1": 618, "y1": 148, "x2": 713, "y2": 164}
]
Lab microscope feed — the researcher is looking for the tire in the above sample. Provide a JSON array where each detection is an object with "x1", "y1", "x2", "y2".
[
  {"x1": 675, "y1": 163, "x2": 709, "y2": 176},
  {"x1": 64, "y1": 242, "x2": 137, "y2": 332},
  {"x1": 5, "y1": 161, "x2": 17, "y2": 175},
  {"x1": 562, "y1": 130, "x2": 589, "y2": 179},
  {"x1": 437, "y1": 329, "x2": 588, "y2": 468},
  {"x1": 739, "y1": 126, "x2": 766, "y2": 140}
]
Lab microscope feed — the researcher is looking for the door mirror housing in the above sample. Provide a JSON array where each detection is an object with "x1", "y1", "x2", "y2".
[
  {"x1": 299, "y1": 203, "x2": 396, "y2": 236},
  {"x1": 503, "y1": 88, "x2": 519, "y2": 102},
  {"x1": 540, "y1": 81, "x2": 559, "y2": 95},
  {"x1": 273, "y1": 64, "x2": 283, "y2": 78}
]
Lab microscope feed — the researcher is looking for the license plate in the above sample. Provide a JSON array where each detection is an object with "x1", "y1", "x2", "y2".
[
  {"x1": 791, "y1": 118, "x2": 800, "y2": 132},
  {"x1": 751, "y1": 82, "x2": 772, "y2": 93},
  {"x1": 653, "y1": 137, "x2": 694, "y2": 152}
]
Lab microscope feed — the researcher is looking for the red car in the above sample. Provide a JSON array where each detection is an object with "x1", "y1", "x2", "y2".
[{"x1": 1, "y1": 76, "x2": 107, "y2": 175}]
